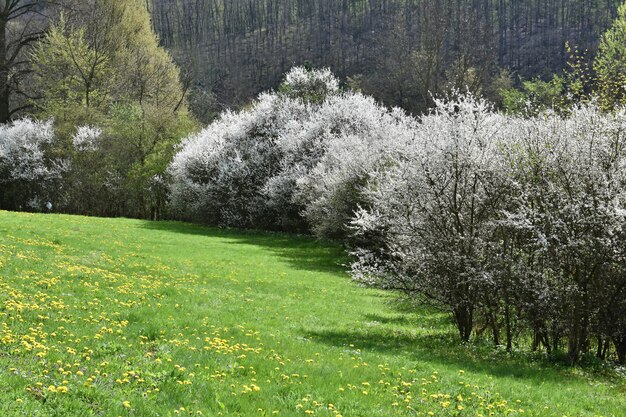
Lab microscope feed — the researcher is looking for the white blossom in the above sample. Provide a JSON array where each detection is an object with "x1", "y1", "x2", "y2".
[{"x1": 72, "y1": 125, "x2": 103, "y2": 151}]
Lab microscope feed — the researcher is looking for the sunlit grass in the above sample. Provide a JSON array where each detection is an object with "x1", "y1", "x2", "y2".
[{"x1": 0, "y1": 211, "x2": 624, "y2": 416}]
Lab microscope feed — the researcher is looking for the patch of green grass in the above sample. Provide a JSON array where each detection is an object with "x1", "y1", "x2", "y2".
[{"x1": 0, "y1": 210, "x2": 624, "y2": 417}]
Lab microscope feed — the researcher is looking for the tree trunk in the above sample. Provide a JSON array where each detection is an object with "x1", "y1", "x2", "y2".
[
  {"x1": 453, "y1": 305, "x2": 473, "y2": 342},
  {"x1": 615, "y1": 333, "x2": 626, "y2": 365},
  {"x1": 0, "y1": 17, "x2": 10, "y2": 123},
  {"x1": 568, "y1": 315, "x2": 589, "y2": 365},
  {"x1": 490, "y1": 311, "x2": 500, "y2": 346},
  {"x1": 504, "y1": 297, "x2": 513, "y2": 352},
  {"x1": 596, "y1": 335, "x2": 604, "y2": 359},
  {"x1": 551, "y1": 323, "x2": 560, "y2": 352}
]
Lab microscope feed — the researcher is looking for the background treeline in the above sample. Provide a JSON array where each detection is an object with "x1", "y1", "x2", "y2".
[
  {"x1": 149, "y1": 0, "x2": 622, "y2": 118},
  {"x1": 1, "y1": 1, "x2": 623, "y2": 123}
]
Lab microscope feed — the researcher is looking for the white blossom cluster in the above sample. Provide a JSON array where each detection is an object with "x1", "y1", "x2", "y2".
[
  {"x1": 169, "y1": 67, "x2": 416, "y2": 234},
  {"x1": 279, "y1": 66, "x2": 340, "y2": 103},
  {"x1": 351, "y1": 97, "x2": 626, "y2": 363},
  {"x1": 0, "y1": 119, "x2": 67, "y2": 211},
  {"x1": 168, "y1": 92, "x2": 308, "y2": 228},
  {"x1": 72, "y1": 125, "x2": 103, "y2": 152}
]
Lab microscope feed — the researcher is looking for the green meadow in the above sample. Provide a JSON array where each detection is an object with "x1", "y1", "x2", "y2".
[{"x1": 0, "y1": 210, "x2": 624, "y2": 416}]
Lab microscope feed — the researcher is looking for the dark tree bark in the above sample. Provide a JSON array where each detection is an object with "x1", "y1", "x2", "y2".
[
  {"x1": 454, "y1": 304, "x2": 474, "y2": 343},
  {"x1": 0, "y1": 15, "x2": 8, "y2": 122},
  {"x1": 0, "y1": 0, "x2": 65, "y2": 122}
]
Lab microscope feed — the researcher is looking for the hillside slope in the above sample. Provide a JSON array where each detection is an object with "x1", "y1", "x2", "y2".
[
  {"x1": 0, "y1": 211, "x2": 624, "y2": 416},
  {"x1": 150, "y1": 0, "x2": 621, "y2": 114}
]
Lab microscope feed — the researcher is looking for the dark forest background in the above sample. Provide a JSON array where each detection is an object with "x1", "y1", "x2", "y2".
[{"x1": 148, "y1": 0, "x2": 622, "y2": 119}]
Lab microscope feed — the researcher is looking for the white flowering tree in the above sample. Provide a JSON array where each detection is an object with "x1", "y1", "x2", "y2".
[
  {"x1": 169, "y1": 67, "x2": 414, "y2": 235},
  {"x1": 350, "y1": 98, "x2": 626, "y2": 362},
  {"x1": 351, "y1": 96, "x2": 510, "y2": 342},
  {"x1": 278, "y1": 67, "x2": 340, "y2": 103},
  {"x1": 168, "y1": 90, "x2": 311, "y2": 228},
  {"x1": 62, "y1": 124, "x2": 113, "y2": 216},
  {"x1": 496, "y1": 106, "x2": 626, "y2": 363},
  {"x1": 293, "y1": 94, "x2": 416, "y2": 239},
  {"x1": 0, "y1": 119, "x2": 67, "y2": 211}
]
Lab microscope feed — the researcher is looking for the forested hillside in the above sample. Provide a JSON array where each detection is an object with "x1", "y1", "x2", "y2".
[
  {"x1": 4, "y1": 3, "x2": 626, "y2": 414},
  {"x1": 149, "y1": 0, "x2": 621, "y2": 116}
]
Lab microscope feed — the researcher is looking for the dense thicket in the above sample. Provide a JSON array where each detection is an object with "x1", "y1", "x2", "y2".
[
  {"x1": 0, "y1": 119, "x2": 66, "y2": 210},
  {"x1": 169, "y1": 67, "x2": 415, "y2": 236},
  {"x1": 168, "y1": 67, "x2": 626, "y2": 364},
  {"x1": 351, "y1": 98, "x2": 626, "y2": 364},
  {"x1": 149, "y1": 0, "x2": 621, "y2": 117}
]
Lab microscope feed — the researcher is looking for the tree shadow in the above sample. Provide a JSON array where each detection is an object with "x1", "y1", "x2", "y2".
[
  {"x1": 362, "y1": 312, "x2": 452, "y2": 328},
  {"x1": 139, "y1": 220, "x2": 618, "y2": 388},
  {"x1": 363, "y1": 313, "x2": 412, "y2": 325},
  {"x1": 303, "y1": 325, "x2": 582, "y2": 384},
  {"x1": 139, "y1": 220, "x2": 348, "y2": 274}
]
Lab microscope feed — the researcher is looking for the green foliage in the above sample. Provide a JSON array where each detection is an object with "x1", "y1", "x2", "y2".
[
  {"x1": 501, "y1": 76, "x2": 566, "y2": 114},
  {"x1": 29, "y1": 0, "x2": 198, "y2": 219},
  {"x1": 500, "y1": 42, "x2": 597, "y2": 115},
  {"x1": 563, "y1": 42, "x2": 595, "y2": 105},
  {"x1": 0, "y1": 211, "x2": 625, "y2": 416},
  {"x1": 594, "y1": 3, "x2": 626, "y2": 111},
  {"x1": 33, "y1": 1, "x2": 187, "y2": 119},
  {"x1": 31, "y1": 17, "x2": 112, "y2": 115},
  {"x1": 503, "y1": 3, "x2": 626, "y2": 114}
]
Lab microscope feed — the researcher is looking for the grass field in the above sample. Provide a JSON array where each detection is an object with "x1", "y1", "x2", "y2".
[{"x1": 0, "y1": 210, "x2": 624, "y2": 417}]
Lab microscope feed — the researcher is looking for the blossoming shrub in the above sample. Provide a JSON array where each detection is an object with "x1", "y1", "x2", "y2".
[
  {"x1": 171, "y1": 66, "x2": 626, "y2": 364},
  {"x1": 168, "y1": 92, "x2": 308, "y2": 229},
  {"x1": 351, "y1": 96, "x2": 510, "y2": 342},
  {"x1": 498, "y1": 106, "x2": 626, "y2": 364},
  {"x1": 169, "y1": 67, "x2": 415, "y2": 236},
  {"x1": 351, "y1": 99, "x2": 626, "y2": 363},
  {"x1": 294, "y1": 94, "x2": 416, "y2": 239},
  {"x1": 0, "y1": 119, "x2": 67, "y2": 211}
]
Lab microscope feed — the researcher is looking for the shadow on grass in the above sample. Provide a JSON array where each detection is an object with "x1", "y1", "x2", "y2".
[
  {"x1": 139, "y1": 220, "x2": 348, "y2": 274},
  {"x1": 363, "y1": 312, "x2": 452, "y2": 329},
  {"x1": 140, "y1": 220, "x2": 615, "y2": 387},
  {"x1": 304, "y1": 325, "x2": 574, "y2": 383},
  {"x1": 363, "y1": 313, "x2": 413, "y2": 325}
]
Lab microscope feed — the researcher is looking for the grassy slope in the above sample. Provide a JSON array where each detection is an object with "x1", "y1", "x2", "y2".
[{"x1": 0, "y1": 211, "x2": 624, "y2": 417}]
